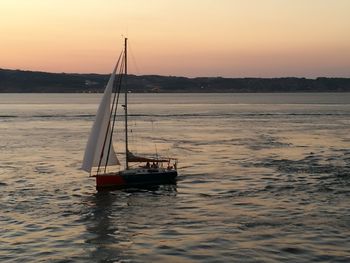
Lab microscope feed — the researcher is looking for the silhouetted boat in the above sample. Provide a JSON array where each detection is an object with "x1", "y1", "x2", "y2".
[{"x1": 82, "y1": 38, "x2": 178, "y2": 190}]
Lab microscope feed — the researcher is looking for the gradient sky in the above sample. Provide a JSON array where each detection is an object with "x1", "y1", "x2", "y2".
[{"x1": 1, "y1": 0, "x2": 350, "y2": 77}]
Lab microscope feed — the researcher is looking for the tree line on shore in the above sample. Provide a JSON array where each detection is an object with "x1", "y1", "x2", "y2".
[{"x1": 1, "y1": 68, "x2": 349, "y2": 93}]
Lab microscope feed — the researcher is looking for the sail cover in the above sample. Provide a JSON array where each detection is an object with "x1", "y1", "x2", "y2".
[{"x1": 82, "y1": 64, "x2": 120, "y2": 173}]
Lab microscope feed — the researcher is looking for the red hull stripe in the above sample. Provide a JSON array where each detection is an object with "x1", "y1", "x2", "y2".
[{"x1": 96, "y1": 174, "x2": 125, "y2": 188}]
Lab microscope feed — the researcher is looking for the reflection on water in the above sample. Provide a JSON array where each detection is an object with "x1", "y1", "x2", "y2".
[
  {"x1": 0, "y1": 93, "x2": 350, "y2": 262},
  {"x1": 85, "y1": 191, "x2": 129, "y2": 261},
  {"x1": 84, "y1": 185, "x2": 178, "y2": 262}
]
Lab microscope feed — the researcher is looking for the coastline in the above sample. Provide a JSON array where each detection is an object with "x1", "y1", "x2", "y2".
[{"x1": 1, "y1": 68, "x2": 350, "y2": 93}]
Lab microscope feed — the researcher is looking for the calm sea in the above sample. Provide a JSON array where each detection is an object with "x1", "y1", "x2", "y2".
[{"x1": 0, "y1": 93, "x2": 350, "y2": 262}]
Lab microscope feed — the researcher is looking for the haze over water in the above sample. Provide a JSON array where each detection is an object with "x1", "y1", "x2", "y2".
[{"x1": 0, "y1": 93, "x2": 349, "y2": 262}]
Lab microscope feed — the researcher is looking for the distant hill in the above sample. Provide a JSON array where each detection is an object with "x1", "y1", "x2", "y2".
[{"x1": 1, "y1": 68, "x2": 350, "y2": 93}]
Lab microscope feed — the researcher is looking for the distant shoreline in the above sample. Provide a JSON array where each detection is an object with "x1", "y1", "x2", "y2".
[{"x1": 1, "y1": 68, "x2": 350, "y2": 93}]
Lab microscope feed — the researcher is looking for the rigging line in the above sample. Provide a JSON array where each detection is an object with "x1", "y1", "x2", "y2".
[
  {"x1": 154, "y1": 143, "x2": 158, "y2": 159},
  {"x1": 104, "y1": 55, "x2": 125, "y2": 172},
  {"x1": 104, "y1": 53, "x2": 125, "y2": 173},
  {"x1": 129, "y1": 122, "x2": 134, "y2": 152},
  {"x1": 150, "y1": 118, "x2": 159, "y2": 159},
  {"x1": 132, "y1": 121, "x2": 138, "y2": 154},
  {"x1": 129, "y1": 121, "x2": 138, "y2": 155},
  {"x1": 97, "y1": 53, "x2": 122, "y2": 174},
  {"x1": 129, "y1": 41, "x2": 141, "y2": 76},
  {"x1": 96, "y1": 52, "x2": 123, "y2": 175},
  {"x1": 124, "y1": 38, "x2": 129, "y2": 169},
  {"x1": 151, "y1": 119, "x2": 154, "y2": 131}
]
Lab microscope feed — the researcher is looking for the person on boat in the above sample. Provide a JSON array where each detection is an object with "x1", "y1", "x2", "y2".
[
  {"x1": 151, "y1": 162, "x2": 158, "y2": 168},
  {"x1": 145, "y1": 162, "x2": 150, "y2": 168}
]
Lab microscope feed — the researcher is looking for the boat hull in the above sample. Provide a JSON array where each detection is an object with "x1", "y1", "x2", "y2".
[{"x1": 95, "y1": 169, "x2": 177, "y2": 190}]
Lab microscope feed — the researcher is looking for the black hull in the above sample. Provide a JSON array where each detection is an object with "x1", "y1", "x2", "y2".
[{"x1": 96, "y1": 170, "x2": 177, "y2": 190}]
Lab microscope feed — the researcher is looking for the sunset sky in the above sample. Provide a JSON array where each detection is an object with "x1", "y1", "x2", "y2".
[{"x1": 1, "y1": 0, "x2": 349, "y2": 77}]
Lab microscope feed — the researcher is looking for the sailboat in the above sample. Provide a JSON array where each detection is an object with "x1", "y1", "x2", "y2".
[{"x1": 82, "y1": 38, "x2": 178, "y2": 190}]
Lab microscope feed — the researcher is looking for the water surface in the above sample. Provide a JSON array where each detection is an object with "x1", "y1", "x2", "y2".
[{"x1": 0, "y1": 93, "x2": 350, "y2": 262}]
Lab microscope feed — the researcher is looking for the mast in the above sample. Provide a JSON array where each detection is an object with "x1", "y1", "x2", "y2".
[{"x1": 124, "y1": 38, "x2": 129, "y2": 169}]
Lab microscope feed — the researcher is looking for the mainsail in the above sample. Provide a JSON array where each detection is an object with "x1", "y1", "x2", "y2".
[{"x1": 82, "y1": 64, "x2": 120, "y2": 173}]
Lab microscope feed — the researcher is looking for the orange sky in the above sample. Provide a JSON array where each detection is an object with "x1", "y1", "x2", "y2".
[{"x1": 1, "y1": 0, "x2": 350, "y2": 77}]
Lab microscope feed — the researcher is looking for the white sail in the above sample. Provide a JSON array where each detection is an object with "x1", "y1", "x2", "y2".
[{"x1": 82, "y1": 64, "x2": 120, "y2": 173}]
